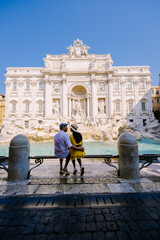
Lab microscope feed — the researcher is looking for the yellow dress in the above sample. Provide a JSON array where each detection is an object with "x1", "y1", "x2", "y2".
[{"x1": 69, "y1": 134, "x2": 86, "y2": 161}]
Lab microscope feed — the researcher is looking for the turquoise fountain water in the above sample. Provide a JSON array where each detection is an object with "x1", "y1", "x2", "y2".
[{"x1": 0, "y1": 139, "x2": 160, "y2": 156}]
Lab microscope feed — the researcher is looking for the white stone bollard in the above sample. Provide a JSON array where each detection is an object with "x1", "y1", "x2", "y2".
[
  {"x1": 8, "y1": 134, "x2": 30, "y2": 181},
  {"x1": 117, "y1": 133, "x2": 140, "y2": 179}
]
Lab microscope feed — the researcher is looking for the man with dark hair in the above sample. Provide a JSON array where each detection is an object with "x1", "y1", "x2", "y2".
[{"x1": 54, "y1": 123, "x2": 84, "y2": 175}]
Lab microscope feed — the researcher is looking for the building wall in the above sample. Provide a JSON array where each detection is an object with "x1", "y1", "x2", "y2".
[{"x1": 152, "y1": 74, "x2": 160, "y2": 110}]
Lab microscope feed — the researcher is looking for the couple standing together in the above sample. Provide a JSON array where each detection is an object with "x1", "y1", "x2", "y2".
[{"x1": 54, "y1": 123, "x2": 86, "y2": 176}]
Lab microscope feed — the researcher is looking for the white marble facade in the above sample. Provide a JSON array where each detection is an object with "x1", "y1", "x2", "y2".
[{"x1": 4, "y1": 39, "x2": 154, "y2": 129}]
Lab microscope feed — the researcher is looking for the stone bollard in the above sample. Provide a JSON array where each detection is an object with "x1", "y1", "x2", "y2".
[
  {"x1": 8, "y1": 134, "x2": 30, "y2": 181},
  {"x1": 117, "y1": 133, "x2": 140, "y2": 179}
]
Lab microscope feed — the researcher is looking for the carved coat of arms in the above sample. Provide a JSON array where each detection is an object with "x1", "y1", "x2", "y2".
[{"x1": 67, "y1": 39, "x2": 90, "y2": 57}]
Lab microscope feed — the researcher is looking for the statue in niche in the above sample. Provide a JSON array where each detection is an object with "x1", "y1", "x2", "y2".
[
  {"x1": 98, "y1": 99, "x2": 105, "y2": 115},
  {"x1": 74, "y1": 99, "x2": 82, "y2": 115},
  {"x1": 53, "y1": 100, "x2": 60, "y2": 116},
  {"x1": 73, "y1": 99, "x2": 85, "y2": 123}
]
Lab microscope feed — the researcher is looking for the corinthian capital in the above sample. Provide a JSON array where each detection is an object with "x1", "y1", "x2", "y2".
[
  {"x1": 61, "y1": 74, "x2": 67, "y2": 83},
  {"x1": 61, "y1": 78, "x2": 67, "y2": 84},
  {"x1": 133, "y1": 76, "x2": 139, "y2": 85},
  {"x1": 45, "y1": 79, "x2": 52, "y2": 84},
  {"x1": 90, "y1": 74, "x2": 97, "y2": 84},
  {"x1": 107, "y1": 73, "x2": 113, "y2": 82}
]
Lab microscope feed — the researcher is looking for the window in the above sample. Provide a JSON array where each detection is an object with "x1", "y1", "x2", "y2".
[
  {"x1": 26, "y1": 82, "x2": 30, "y2": 90},
  {"x1": 128, "y1": 101, "x2": 133, "y2": 112},
  {"x1": 140, "y1": 69, "x2": 143, "y2": 72},
  {"x1": 127, "y1": 81, "x2": 132, "y2": 90},
  {"x1": 38, "y1": 102, "x2": 43, "y2": 112},
  {"x1": 141, "y1": 102, "x2": 146, "y2": 111},
  {"x1": 115, "y1": 102, "x2": 120, "y2": 112},
  {"x1": 127, "y1": 69, "x2": 130, "y2": 72},
  {"x1": 25, "y1": 103, "x2": 30, "y2": 112},
  {"x1": 115, "y1": 81, "x2": 119, "y2": 90},
  {"x1": 38, "y1": 121, "x2": 42, "y2": 124},
  {"x1": 152, "y1": 99, "x2": 154, "y2": 103},
  {"x1": 12, "y1": 103, "x2": 16, "y2": 112},
  {"x1": 129, "y1": 119, "x2": 134, "y2": 122},
  {"x1": 13, "y1": 82, "x2": 17, "y2": 90},
  {"x1": 157, "y1": 99, "x2": 159, "y2": 103},
  {"x1": 25, "y1": 121, "x2": 29, "y2": 128},
  {"x1": 39, "y1": 81, "x2": 44, "y2": 91},
  {"x1": 140, "y1": 81, "x2": 145, "y2": 89},
  {"x1": 156, "y1": 90, "x2": 159, "y2": 94},
  {"x1": 143, "y1": 119, "x2": 147, "y2": 126}
]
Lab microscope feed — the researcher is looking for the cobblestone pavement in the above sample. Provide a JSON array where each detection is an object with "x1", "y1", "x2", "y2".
[
  {"x1": 0, "y1": 193, "x2": 160, "y2": 240},
  {"x1": 0, "y1": 160, "x2": 160, "y2": 239}
]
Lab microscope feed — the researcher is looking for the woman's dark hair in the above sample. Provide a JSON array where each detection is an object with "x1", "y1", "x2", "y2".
[{"x1": 72, "y1": 130, "x2": 82, "y2": 144}]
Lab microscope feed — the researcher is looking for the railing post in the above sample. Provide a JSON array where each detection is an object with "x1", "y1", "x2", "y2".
[
  {"x1": 8, "y1": 134, "x2": 30, "y2": 181},
  {"x1": 117, "y1": 133, "x2": 140, "y2": 179}
]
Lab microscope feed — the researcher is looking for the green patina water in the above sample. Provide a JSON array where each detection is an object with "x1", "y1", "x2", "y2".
[{"x1": 0, "y1": 138, "x2": 160, "y2": 156}]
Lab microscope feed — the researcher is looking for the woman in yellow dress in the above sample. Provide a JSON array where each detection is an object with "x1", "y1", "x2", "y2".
[{"x1": 70, "y1": 123, "x2": 86, "y2": 176}]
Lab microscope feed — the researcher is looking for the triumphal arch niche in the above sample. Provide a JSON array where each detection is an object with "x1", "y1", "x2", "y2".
[
  {"x1": 43, "y1": 38, "x2": 115, "y2": 126},
  {"x1": 5, "y1": 38, "x2": 154, "y2": 130},
  {"x1": 70, "y1": 85, "x2": 88, "y2": 123}
]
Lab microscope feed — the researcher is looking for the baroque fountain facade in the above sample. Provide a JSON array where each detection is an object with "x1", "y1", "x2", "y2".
[{"x1": 3, "y1": 39, "x2": 160, "y2": 141}]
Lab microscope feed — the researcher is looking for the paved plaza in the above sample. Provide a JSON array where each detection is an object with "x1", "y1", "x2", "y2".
[
  {"x1": 0, "y1": 159, "x2": 160, "y2": 196},
  {"x1": 0, "y1": 159, "x2": 160, "y2": 239}
]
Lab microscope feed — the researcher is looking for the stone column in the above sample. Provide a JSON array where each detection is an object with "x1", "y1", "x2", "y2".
[
  {"x1": 91, "y1": 74, "x2": 98, "y2": 121},
  {"x1": 107, "y1": 73, "x2": 113, "y2": 117},
  {"x1": 87, "y1": 96, "x2": 90, "y2": 116},
  {"x1": 134, "y1": 76, "x2": 140, "y2": 116},
  {"x1": 68, "y1": 95, "x2": 71, "y2": 117},
  {"x1": 83, "y1": 98, "x2": 86, "y2": 114},
  {"x1": 4, "y1": 80, "x2": 11, "y2": 118},
  {"x1": 31, "y1": 79, "x2": 37, "y2": 118},
  {"x1": 105, "y1": 82, "x2": 109, "y2": 117},
  {"x1": 17, "y1": 80, "x2": 24, "y2": 119},
  {"x1": 121, "y1": 76, "x2": 126, "y2": 118},
  {"x1": 44, "y1": 75, "x2": 52, "y2": 117},
  {"x1": 61, "y1": 75, "x2": 68, "y2": 117}
]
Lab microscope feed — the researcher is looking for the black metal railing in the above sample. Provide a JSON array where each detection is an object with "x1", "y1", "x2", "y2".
[
  {"x1": 0, "y1": 156, "x2": 9, "y2": 173},
  {"x1": 1, "y1": 154, "x2": 160, "y2": 179}
]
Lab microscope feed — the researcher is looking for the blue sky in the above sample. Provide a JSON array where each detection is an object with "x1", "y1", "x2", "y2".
[{"x1": 0, "y1": 0, "x2": 160, "y2": 95}]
